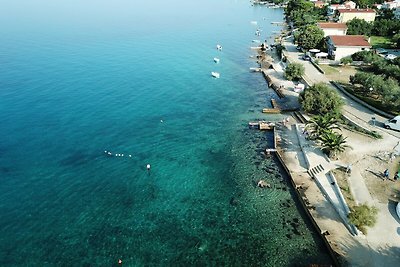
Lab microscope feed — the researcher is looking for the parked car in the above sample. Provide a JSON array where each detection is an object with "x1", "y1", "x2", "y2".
[
  {"x1": 384, "y1": 115, "x2": 400, "y2": 131},
  {"x1": 302, "y1": 54, "x2": 311, "y2": 61},
  {"x1": 385, "y1": 54, "x2": 397, "y2": 60}
]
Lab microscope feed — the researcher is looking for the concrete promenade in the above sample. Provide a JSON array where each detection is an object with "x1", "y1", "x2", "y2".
[{"x1": 265, "y1": 38, "x2": 400, "y2": 266}]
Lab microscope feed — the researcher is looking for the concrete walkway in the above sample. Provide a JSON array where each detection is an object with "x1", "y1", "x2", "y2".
[{"x1": 278, "y1": 35, "x2": 400, "y2": 266}]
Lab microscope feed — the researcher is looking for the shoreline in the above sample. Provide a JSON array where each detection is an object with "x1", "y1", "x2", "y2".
[
  {"x1": 254, "y1": 23, "x2": 400, "y2": 266},
  {"x1": 253, "y1": 33, "x2": 347, "y2": 265}
]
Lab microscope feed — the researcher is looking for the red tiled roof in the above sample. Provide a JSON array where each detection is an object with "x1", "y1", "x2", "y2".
[
  {"x1": 329, "y1": 35, "x2": 371, "y2": 47},
  {"x1": 317, "y1": 22, "x2": 347, "y2": 29},
  {"x1": 339, "y1": 8, "x2": 375, "y2": 13}
]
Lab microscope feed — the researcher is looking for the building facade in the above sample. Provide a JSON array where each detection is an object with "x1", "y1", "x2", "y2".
[
  {"x1": 327, "y1": 35, "x2": 371, "y2": 60},
  {"x1": 317, "y1": 22, "x2": 347, "y2": 36},
  {"x1": 337, "y1": 9, "x2": 376, "y2": 23}
]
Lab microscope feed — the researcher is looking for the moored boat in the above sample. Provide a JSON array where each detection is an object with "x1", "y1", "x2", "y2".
[{"x1": 211, "y1": 72, "x2": 220, "y2": 78}]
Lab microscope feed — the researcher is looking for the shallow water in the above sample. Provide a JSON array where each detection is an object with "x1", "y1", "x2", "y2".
[{"x1": 0, "y1": 0, "x2": 332, "y2": 266}]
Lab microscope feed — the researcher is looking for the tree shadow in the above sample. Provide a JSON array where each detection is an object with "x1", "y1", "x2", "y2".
[{"x1": 339, "y1": 236, "x2": 400, "y2": 267}]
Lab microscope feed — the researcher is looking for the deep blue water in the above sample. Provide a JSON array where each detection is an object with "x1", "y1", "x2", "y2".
[{"x1": 0, "y1": 0, "x2": 332, "y2": 266}]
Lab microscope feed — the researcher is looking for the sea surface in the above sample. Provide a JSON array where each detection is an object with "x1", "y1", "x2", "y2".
[{"x1": 0, "y1": 0, "x2": 333, "y2": 266}]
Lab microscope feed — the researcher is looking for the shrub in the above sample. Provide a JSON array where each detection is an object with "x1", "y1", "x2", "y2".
[
  {"x1": 285, "y1": 63, "x2": 305, "y2": 81},
  {"x1": 348, "y1": 204, "x2": 378, "y2": 234},
  {"x1": 299, "y1": 83, "x2": 344, "y2": 117},
  {"x1": 340, "y1": 57, "x2": 353, "y2": 66}
]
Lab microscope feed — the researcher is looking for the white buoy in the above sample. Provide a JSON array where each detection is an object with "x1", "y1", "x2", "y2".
[
  {"x1": 121, "y1": 154, "x2": 124, "y2": 157},
  {"x1": 160, "y1": 119, "x2": 163, "y2": 123},
  {"x1": 104, "y1": 151, "x2": 107, "y2": 153},
  {"x1": 146, "y1": 164, "x2": 151, "y2": 171},
  {"x1": 129, "y1": 155, "x2": 132, "y2": 157}
]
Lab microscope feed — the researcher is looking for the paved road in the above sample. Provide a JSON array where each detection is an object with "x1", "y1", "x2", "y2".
[{"x1": 282, "y1": 37, "x2": 400, "y2": 140}]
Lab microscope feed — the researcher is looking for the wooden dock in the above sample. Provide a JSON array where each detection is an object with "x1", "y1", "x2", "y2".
[
  {"x1": 248, "y1": 121, "x2": 276, "y2": 130},
  {"x1": 262, "y1": 98, "x2": 281, "y2": 113}
]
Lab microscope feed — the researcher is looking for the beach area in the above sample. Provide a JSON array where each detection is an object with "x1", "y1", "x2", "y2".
[{"x1": 253, "y1": 25, "x2": 400, "y2": 266}]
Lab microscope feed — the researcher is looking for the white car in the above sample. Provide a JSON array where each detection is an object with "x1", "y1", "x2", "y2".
[
  {"x1": 385, "y1": 54, "x2": 397, "y2": 60},
  {"x1": 397, "y1": 202, "x2": 400, "y2": 220}
]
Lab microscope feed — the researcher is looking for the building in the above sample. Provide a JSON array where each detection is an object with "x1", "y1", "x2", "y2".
[
  {"x1": 381, "y1": 1, "x2": 400, "y2": 10},
  {"x1": 313, "y1": 1, "x2": 326, "y2": 8},
  {"x1": 327, "y1": 35, "x2": 371, "y2": 60},
  {"x1": 344, "y1": 1, "x2": 357, "y2": 9},
  {"x1": 337, "y1": 9, "x2": 376, "y2": 23},
  {"x1": 317, "y1": 22, "x2": 347, "y2": 36},
  {"x1": 328, "y1": 1, "x2": 357, "y2": 14}
]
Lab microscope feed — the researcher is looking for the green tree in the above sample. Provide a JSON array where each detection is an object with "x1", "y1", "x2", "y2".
[
  {"x1": 300, "y1": 83, "x2": 344, "y2": 117},
  {"x1": 353, "y1": 0, "x2": 375, "y2": 9},
  {"x1": 348, "y1": 204, "x2": 378, "y2": 234},
  {"x1": 318, "y1": 131, "x2": 350, "y2": 159},
  {"x1": 296, "y1": 25, "x2": 325, "y2": 50},
  {"x1": 394, "y1": 34, "x2": 400, "y2": 49},
  {"x1": 346, "y1": 18, "x2": 372, "y2": 36},
  {"x1": 340, "y1": 57, "x2": 353, "y2": 66},
  {"x1": 306, "y1": 114, "x2": 341, "y2": 140},
  {"x1": 372, "y1": 19, "x2": 400, "y2": 37},
  {"x1": 284, "y1": 63, "x2": 305, "y2": 81}
]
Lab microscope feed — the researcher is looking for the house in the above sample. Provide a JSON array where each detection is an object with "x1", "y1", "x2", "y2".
[
  {"x1": 381, "y1": 1, "x2": 400, "y2": 10},
  {"x1": 327, "y1": 35, "x2": 371, "y2": 60},
  {"x1": 337, "y1": 9, "x2": 376, "y2": 23},
  {"x1": 317, "y1": 22, "x2": 347, "y2": 36},
  {"x1": 328, "y1": 1, "x2": 357, "y2": 14},
  {"x1": 344, "y1": 1, "x2": 357, "y2": 9},
  {"x1": 313, "y1": 1, "x2": 326, "y2": 8}
]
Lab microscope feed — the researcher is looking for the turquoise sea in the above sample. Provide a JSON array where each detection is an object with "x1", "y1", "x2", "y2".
[{"x1": 0, "y1": 0, "x2": 333, "y2": 266}]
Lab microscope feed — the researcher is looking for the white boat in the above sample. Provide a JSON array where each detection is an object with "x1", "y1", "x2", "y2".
[
  {"x1": 250, "y1": 21, "x2": 258, "y2": 25},
  {"x1": 252, "y1": 39, "x2": 260, "y2": 43},
  {"x1": 216, "y1": 44, "x2": 222, "y2": 51},
  {"x1": 211, "y1": 72, "x2": 220, "y2": 78},
  {"x1": 213, "y1": 57, "x2": 220, "y2": 63}
]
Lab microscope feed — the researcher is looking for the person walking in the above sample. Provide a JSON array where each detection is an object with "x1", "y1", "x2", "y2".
[
  {"x1": 384, "y1": 169, "x2": 390, "y2": 180},
  {"x1": 394, "y1": 172, "x2": 399, "y2": 181}
]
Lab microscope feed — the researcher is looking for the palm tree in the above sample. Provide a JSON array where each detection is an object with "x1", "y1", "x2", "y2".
[
  {"x1": 305, "y1": 114, "x2": 341, "y2": 141},
  {"x1": 318, "y1": 131, "x2": 350, "y2": 159}
]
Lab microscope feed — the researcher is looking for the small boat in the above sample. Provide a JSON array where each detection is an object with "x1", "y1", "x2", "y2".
[
  {"x1": 211, "y1": 72, "x2": 220, "y2": 78},
  {"x1": 216, "y1": 44, "x2": 222, "y2": 51},
  {"x1": 213, "y1": 57, "x2": 220, "y2": 63},
  {"x1": 250, "y1": 21, "x2": 257, "y2": 25},
  {"x1": 252, "y1": 39, "x2": 260, "y2": 43}
]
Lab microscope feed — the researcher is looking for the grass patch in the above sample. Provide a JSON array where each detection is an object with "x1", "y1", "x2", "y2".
[
  {"x1": 348, "y1": 204, "x2": 378, "y2": 235},
  {"x1": 340, "y1": 115, "x2": 383, "y2": 139},
  {"x1": 337, "y1": 82, "x2": 400, "y2": 116},
  {"x1": 370, "y1": 36, "x2": 395, "y2": 49},
  {"x1": 318, "y1": 65, "x2": 340, "y2": 75},
  {"x1": 332, "y1": 168, "x2": 356, "y2": 208}
]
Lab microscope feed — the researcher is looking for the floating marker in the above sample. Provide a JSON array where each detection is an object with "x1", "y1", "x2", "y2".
[
  {"x1": 129, "y1": 155, "x2": 132, "y2": 157},
  {"x1": 146, "y1": 164, "x2": 151, "y2": 170}
]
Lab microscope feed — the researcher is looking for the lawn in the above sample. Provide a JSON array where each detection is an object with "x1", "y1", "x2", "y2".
[
  {"x1": 370, "y1": 36, "x2": 394, "y2": 49},
  {"x1": 319, "y1": 64, "x2": 357, "y2": 83}
]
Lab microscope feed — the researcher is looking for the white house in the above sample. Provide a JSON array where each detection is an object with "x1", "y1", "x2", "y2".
[
  {"x1": 381, "y1": 1, "x2": 400, "y2": 10},
  {"x1": 327, "y1": 35, "x2": 371, "y2": 60},
  {"x1": 344, "y1": 1, "x2": 357, "y2": 9},
  {"x1": 337, "y1": 9, "x2": 376, "y2": 23},
  {"x1": 317, "y1": 22, "x2": 347, "y2": 36}
]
